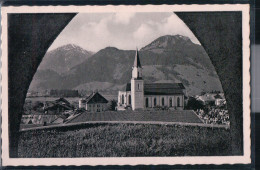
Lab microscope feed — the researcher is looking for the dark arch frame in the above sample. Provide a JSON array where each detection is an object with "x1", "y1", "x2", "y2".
[{"x1": 7, "y1": 12, "x2": 244, "y2": 157}]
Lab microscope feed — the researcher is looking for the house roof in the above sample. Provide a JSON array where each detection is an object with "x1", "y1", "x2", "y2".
[
  {"x1": 45, "y1": 103, "x2": 73, "y2": 111},
  {"x1": 44, "y1": 97, "x2": 74, "y2": 111},
  {"x1": 214, "y1": 94, "x2": 223, "y2": 99},
  {"x1": 51, "y1": 115, "x2": 67, "y2": 124},
  {"x1": 85, "y1": 92, "x2": 108, "y2": 104},
  {"x1": 133, "y1": 48, "x2": 142, "y2": 68},
  {"x1": 124, "y1": 83, "x2": 185, "y2": 95},
  {"x1": 55, "y1": 97, "x2": 71, "y2": 105},
  {"x1": 197, "y1": 94, "x2": 215, "y2": 102}
]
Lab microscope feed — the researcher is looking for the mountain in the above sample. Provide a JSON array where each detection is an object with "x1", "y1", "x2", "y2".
[
  {"x1": 38, "y1": 44, "x2": 93, "y2": 74},
  {"x1": 29, "y1": 69, "x2": 63, "y2": 91},
  {"x1": 29, "y1": 35, "x2": 223, "y2": 96}
]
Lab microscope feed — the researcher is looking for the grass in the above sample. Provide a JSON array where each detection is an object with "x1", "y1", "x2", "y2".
[{"x1": 18, "y1": 123, "x2": 231, "y2": 157}]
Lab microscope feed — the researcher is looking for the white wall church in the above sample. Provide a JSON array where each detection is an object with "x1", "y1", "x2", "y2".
[{"x1": 118, "y1": 49, "x2": 186, "y2": 110}]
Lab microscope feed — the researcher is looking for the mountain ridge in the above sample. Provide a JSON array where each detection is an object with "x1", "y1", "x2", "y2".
[
  {"x1": 29, "y1": 35, "x2": 223, "y2": 96},
  {"x1": 38, "y1": 44, "x2": 94, "y2": 74}
]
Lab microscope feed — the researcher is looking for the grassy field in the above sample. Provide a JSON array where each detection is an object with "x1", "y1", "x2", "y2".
[
  {"x1": 67, "y1": 110, "x2": 203, "y2": 124},
  {"x1": 18, "y1": 124, "x2": 231, "y2": 157}
]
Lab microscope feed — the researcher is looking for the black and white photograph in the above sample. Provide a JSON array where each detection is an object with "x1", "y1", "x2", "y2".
[{"x1": 1, "y1": 4, "x2": 251, "y2": 166}]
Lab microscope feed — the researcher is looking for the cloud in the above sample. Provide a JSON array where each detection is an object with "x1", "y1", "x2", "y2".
[
  {"x1": 92, "y1": 17, "x2": 111, "y2": 38},
  {"x1": 48, "y1": 12, "x2": 200, "y2": 52},
  {"x1": 50, "y1": 14, "x2": 116, "y2": 52},
  {"x1": 132, "y1": 13, "x2": 200, "y2": 46},
  {"x1": 133, "y1": 24, "x2": 158, "y2": 48},
  {"x1": 159, "y1": 14, "x2": 200, "y2": 44},
  {"x1": 133, "y1": 24, "x2": 154, "y2": 40},
  {"x1": 113, "y1": 12, "x2": 135, "y2": 25}
]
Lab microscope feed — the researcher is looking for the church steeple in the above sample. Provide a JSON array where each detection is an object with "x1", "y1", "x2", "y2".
[
  {"x1": 133, "y1": 48, "x2": 142, "y2": 68},
  {"x1": 132, "y1": 48, "x2": 143, "y2": 79},
  {"x1": 131, "y1": 47, "x2": 144, "y2": 110}
]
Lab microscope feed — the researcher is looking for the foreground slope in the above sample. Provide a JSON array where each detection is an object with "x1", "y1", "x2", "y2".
[{"x1": 18, "y1": 124, "x2": 231, "y2": 157}]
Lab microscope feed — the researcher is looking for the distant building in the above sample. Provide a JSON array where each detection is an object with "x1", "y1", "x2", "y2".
[
  {"x1": 196, "y1": 93, "x2": 226, "y2": 106},
  {"x1": 79, "y1": 91, "x2": 108, "y2": 112},
  {"x1": 21, "y1": 115, "x2": 59, "y2": 125},
  {"x1": 44, "y1": 98, "x2": 74, "y2": 114},
  {"x1": 214, "y1": 93, "x2": 226, "y2": 106},
  {"x1": 51, "y1": 115, "x2": 67, "y2": 124},
  {"x1": 118, "y1": 49, "x2": 186, "y2": 110},
  {"x1": 196, "y1": 93, "x2": 216, "y2": 105}
]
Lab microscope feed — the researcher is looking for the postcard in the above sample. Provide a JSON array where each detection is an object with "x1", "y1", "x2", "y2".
[{"x1": 1, "y1": 4, "x2": 251, "y2": 166}]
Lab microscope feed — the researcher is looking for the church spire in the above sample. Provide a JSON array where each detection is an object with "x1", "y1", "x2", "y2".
[{"x1": 133, "y1": 48, "x2": 142, "y2": 68}]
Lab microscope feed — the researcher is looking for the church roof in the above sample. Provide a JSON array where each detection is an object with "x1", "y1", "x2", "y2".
[
  {"x1": 125, "y1": 83, "x2": 131, "y2": 91},
  {"x1": 144, "y1": 83, "x2": 185, "y2": 95},
  {"x1": 133, "y1": 48, "x2": 142, "y2": 68},
  {"x1": 145, "y1": 83, "x2": 185, "y2": 89},
  {"x1": 85, "y1": 92, "x2": 108, "y2": 104},
  {"x1": 124, "y1": 83, "x2": 185, "y2": 95}
]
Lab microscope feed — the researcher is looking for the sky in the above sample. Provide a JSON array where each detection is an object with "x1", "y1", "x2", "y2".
[{"x1": 48, "y1": 12, "x2": 200, "y2": 52}]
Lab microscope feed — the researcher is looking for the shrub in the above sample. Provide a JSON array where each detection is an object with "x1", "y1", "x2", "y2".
[
  {"x1": 107, "y1": 99, "x2": 117, "y2": 111},
  {"x1": 186, "y1": 97, "x2": 204, "y2": 110},
  {"x1": 32, "y1": 101, "x2": 44, "y2": 111}
]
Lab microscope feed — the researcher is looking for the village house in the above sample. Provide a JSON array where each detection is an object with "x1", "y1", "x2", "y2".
[
  {"x1": 44, "y1": 97, "x2": 74, "y2": 114},
  {"x1": 214, "y1": 93, "x2": 226, "y2": 106},
  {"x1": 21, "y1": 98, "x2": 75, "y2": 125},
  {"x1": 79, "y1": 91, "x2": 108, "y2": 112},
  {"x1": 195, "y1": 93, "x2": 226, "y2": 106},
  {"x1": 118, "y1": 49, "x2": 186, "y2": 110}
]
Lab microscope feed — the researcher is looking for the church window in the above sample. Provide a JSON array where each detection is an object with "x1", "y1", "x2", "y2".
[
  {"x1": 177, "y1": 97, "x2": 180, "y2": 107},
  {"x1": 122, "y1": 94, "x2": 124, "y2": 104},
  {"x1": 154, "y1": 98, "x2": 157, "y2": 106},
  {"x1": 162, "y1": 97, "x2": 165, "y2": 106},
  {"x1": 138, "y1": 72, "x2": 139, "y2": 77},
  {"x1": 169, "y1": 97, "x2": 172, "y2": 107},
  {"x1": 138, "y1": 84, "x2": 139, "y2": 90},
  {"x1": 129, "y1": 95, "x2": 131, "y2": 104},
  {"x1": 146, "y1": 98, "x2": 149, "y2": 108}
]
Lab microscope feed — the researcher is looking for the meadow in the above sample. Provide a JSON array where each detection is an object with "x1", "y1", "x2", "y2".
[{"x1": 18, "y1": 123, "x2": 231, "y2": 157}]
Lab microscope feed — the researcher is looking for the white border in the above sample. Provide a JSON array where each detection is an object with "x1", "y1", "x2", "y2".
[{"x1": 1, "y1": 4, "x2": 251, "y2": 166}]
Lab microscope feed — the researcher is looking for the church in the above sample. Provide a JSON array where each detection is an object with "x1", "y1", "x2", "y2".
[{"x1": 118, "y1": 49, "x2": 186, "y2": 110}]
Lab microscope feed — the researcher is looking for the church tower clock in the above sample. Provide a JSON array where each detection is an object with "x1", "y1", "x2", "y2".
[{"x1": 131, "y1": 48, "x2": 144, "y2": 110}]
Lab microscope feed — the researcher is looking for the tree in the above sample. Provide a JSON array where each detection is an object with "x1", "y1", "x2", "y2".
[
  {"x1": 186, "y1": 97, "x2": 204, "y2": 110},
  {"x1": 107, "y1": 99, "x2": 117, "y2": 111},
  {"x1": 32, "y1": 101, "x2": 44, "y2": 111}
]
